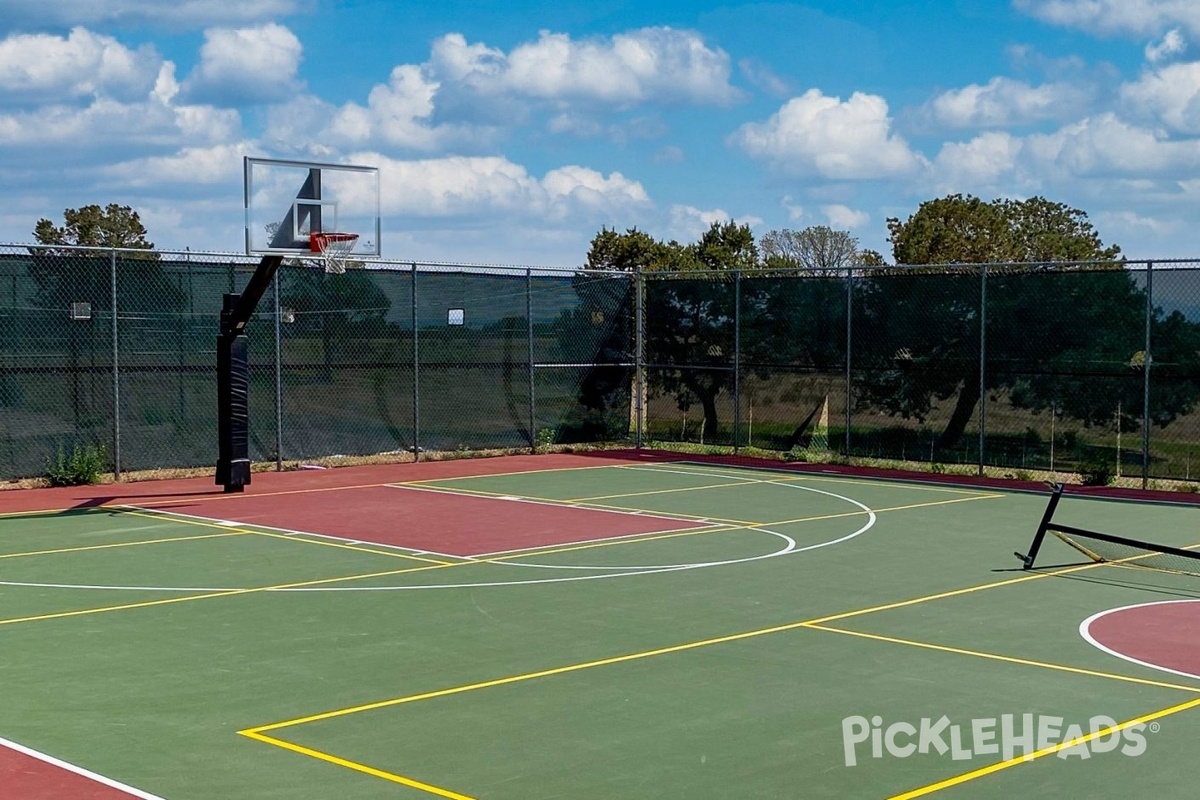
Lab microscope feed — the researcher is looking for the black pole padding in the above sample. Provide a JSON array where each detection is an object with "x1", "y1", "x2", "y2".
[
  {"x1": 217, "y1": 293, "x2": 251, "y2": 492},
  {"x1": 214, "y1": 255, "x2": 284, "y2": 492},
  {"x1": 1017, "y1": 483, "x2": 1065, "y2": 569}
]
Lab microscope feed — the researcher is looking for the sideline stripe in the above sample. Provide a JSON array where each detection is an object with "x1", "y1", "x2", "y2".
[
  {"x1": 0, "y1": 561, "x2": 460, "y2": 628},
  {"x1": 119, "y1": 507, "x2": 454, "y2": 565},
  {"x1": 239, "y1": 730, "x2": 474, "y2": 800},
  {"x1": 888, "y1": 696, "x2": 1200, "y2": 799},
  {"x1": 804, "y1": 623, "x2": 1200, "y2": 694},
  {"x1": 0, "y1": 530, "x2": 248, "y2": 561},
  {"x1": 0, "y1": 734, "x2": 167, "y2": 800},
  {"x1": 635, "y1": 462, "x2": 999, "y2": 496}
]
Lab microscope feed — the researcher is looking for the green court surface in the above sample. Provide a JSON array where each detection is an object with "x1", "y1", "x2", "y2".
[{"x1": 1, "y1": 458, "x2": 1199, "y2": 799}]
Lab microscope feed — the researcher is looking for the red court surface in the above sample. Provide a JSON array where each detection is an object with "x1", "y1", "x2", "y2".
[
  {"x1": 1084, "y1": 600, "x2": 1200, "y2": 680},
  {"x1": 0, "y1": 454, "x2": 634, "y2": 515},
  {"x1": 145, "y1": 484, "x2": 710, "y2": 557},
  {"x1": 0, "y1": 740, "x2": 156, "y2": 800}
]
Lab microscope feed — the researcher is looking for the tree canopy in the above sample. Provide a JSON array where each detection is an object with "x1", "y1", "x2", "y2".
[
  {"x1": 34, "y1": 204, "x2": 155, "y2": 252},
  {"x1": 575, "y1": 199, "x2": 1200, "y2": 454},
  {"x1": 28, "y1": 203, "x2": 182, "y2": 315}
]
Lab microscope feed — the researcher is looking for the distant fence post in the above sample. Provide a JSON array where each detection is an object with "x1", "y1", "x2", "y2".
[
  {"x1": 634, "y1": 265, "x2": 646, "y2": 449},
  {"x1": 978, "y1": 263, "x2": 987, "y2": 476},
  {"x1": 110, "y1": 248, "x2": 121, "y2": 479},
  {"x1": 411, "y1": 262, "x2": 420, "y2": 462},
  {"x1": 844, "y1": 266, "x2": 854, "y2": 456},
  {"x1": 1143, "y1": 260, "x2": 1154, "y2": 489},
  {"x1": 272, "y1": 273, "x2": 283, "y2": 471},
  {"x1": 527, "y1": 267, "x2": 535, "y2": 454},
  {"x1": 733, "y1": 269, "x2": 742, "y2": 453}
]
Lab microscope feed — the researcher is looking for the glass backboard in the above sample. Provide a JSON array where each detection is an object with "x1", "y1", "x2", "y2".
[{"x1": 244, "y1": 156, "x2": 381, "y2": 257}]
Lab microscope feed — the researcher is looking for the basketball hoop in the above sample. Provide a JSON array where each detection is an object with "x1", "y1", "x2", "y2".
[{"x1": 309, "y1": 232, "x2": 359, "y2": 274}]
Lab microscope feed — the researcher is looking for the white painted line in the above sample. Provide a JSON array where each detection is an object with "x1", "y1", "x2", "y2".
[{"x1": 0, "y1": 734, "x2": 167, "y2": 800}]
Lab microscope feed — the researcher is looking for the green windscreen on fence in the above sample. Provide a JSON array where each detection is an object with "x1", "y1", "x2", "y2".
[{"x1": 2, "y1": 245, "x2": 1200, "y2": 484}]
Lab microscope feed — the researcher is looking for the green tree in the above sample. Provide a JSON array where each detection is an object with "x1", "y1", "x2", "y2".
[
  {"x1": 28, "y1": 203, "x2": 181, "y2": 314},
  {"x1": 34, "y1": 204, "x2": 155, "y2": 252},
  {"x1": 862, "y1": 194, "x2": 1196, "y2": 452}
]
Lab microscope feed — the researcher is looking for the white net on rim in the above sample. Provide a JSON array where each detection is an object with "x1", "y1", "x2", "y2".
[{"x1": 309, "y1": 232, "x2": 359, "y2": 274}]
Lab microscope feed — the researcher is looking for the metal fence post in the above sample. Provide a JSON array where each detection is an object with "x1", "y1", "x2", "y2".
[
  {"x1": 110, "y1": 248, "x2": 121, "y2": 479},
  {"x1": 844, "y1": 266, "x2": 854, "y2": 456},
  {"x1": 634, "y1": 266, "x2": 645, "y2": 449},
  {"x1": 273, "y1": 273, "x2": 283, "y2": 471},
  {"x1": 527, "y1": 267, "x2": 536, "y2": 454},
  {"x1": 411, "y1": 263, "x2": 420, "y2": 462},
  {"x1": 978, "y1": 263, "x2": 987, "y2": 476},
  {"x1": 1143, "y1": 260, "x2": 1154, "y2": 488},
  {"x1": 733, "y1": 269, "x2": 741, "y2": 453}
]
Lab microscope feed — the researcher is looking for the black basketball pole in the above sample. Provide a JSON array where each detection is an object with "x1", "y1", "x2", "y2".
[{"x1": 216, "y1": 255, "x2": 283, "y2": 492}]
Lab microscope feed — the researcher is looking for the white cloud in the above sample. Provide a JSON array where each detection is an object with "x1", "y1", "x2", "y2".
[
  {"x1": 1120, "y1": 60, "x2": 1200, "y2": 133},
  {"x1": 1015, "y1": 0, "x2": 1200, "y2": 38},
  {"x1": 98, "y1": 144, "x2": 249, "y2": 188},
  {"x1": 0, "y1": 28, "x2": 161, "y2": 103},
  {"x1": 930, "y1": 131, "x2": 1024, "y2": 192},
  {"x1": 429, "y1": 28, "x2": 740, "y2": 109},
  {"x1": 182, "y1": 24, "x2": 303, "y2": 105},
  {"x1": 5, "y1": 0, "x2": 303, "y2": 29},
  {"x1": 0, "y1": 95, "x2": 239, "y2": 150},
  {"x1": 1146, "y1": 29, "x2": 1187, "y2": 61},
  {"x1": 1026, "y1": 113, "x2": 1200, "y2": 176},
  {"x1": 666, "y1": 205, "x2": 763, "y2": 241},
  {"x1": 822, "y1": 204, "x2": 869, "y2": 229},
  {"x1": 368, "y1": 155, "x2": 650, "y2": 221},
  {"x1": 733, "y1": 89, "x2": 925, "y2": 179},
  {"x1": 926, "y1": 77, "x2": 1086, "y2": 129}
]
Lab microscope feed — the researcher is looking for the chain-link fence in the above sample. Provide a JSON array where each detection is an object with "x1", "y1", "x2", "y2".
[{"x1": 2, "y1": 244, "x2": 1200, "y2": 486}]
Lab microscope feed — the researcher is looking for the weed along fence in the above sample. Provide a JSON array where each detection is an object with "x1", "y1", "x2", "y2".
[{"x1": 1, "y1": 244, "x2": 1199, "y2": 485}]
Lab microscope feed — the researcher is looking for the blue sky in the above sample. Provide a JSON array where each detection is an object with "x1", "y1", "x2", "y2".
[{"x1": 2, "y1": 0, "x2": 1199, "y2": 265}]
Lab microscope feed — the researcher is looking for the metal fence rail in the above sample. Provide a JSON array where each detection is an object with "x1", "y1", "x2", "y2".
[{"x1": 2, "y1": 243, "x2": 1199, "y2": 486}]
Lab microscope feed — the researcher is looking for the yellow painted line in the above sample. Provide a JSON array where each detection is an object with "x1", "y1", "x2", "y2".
[
  {"x1": 470, "y1": 494, "x2": 1001, "y2": 560},
  {"x1": 245, "y1": 530, "x2": 454, "y2": 566},
  {"x1": 390, "y1": 482, "x2": 758, "y2": 527},
  {"x1": 118, "y1": 508, "x2": 452, "y2": 566},
  {"x1": 0, "y1": 561, "x2": 461, "y2": 628},
  {"x1": 804, "y1": 568, "x2": 1074, "y2": 626},
  {"x1": 240, "y1": 730, "x2": 475, "y2": 800},
  {"x1": 804, "y1": 623, "x2": 1200, "y2": 694},
  {"x1": 245, "y1": 573, "x2": 1197, "y2": 738},
  {"x1": 0, "y1": 530, "x2": 249, "y2": 561},
  {"x1": 241, "y1": 618, "x2": 827, "y2": 735},
  {"x1": 568, "y1": 478, "x2": 788, "y2": 503},
  {"x1": 400, "y1": 462, "x2": 621, "y2": 486},
  {"x1": 889, "y1": 695, "x2": 1200, "y2": 799},
  {"x1": 635, "y1": 462, "x2": 1002, "y2": 496}
]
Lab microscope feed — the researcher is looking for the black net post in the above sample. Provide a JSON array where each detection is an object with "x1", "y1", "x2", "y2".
[
  {"x1": 1016, "y1": 483, "x2": 1065, "y2": 569},
  {"x1": 216, "y1": 292, "x2": 251, "y2": 492}
]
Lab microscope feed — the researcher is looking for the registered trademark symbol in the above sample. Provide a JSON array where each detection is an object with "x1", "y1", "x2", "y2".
[{"x1": 1149, "y1": 722, "x2": 1161, "y2": 734}]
